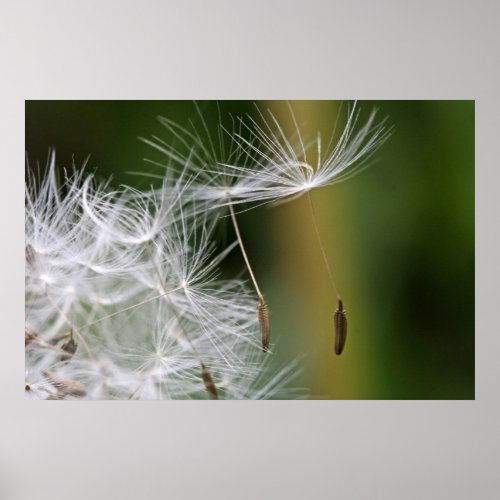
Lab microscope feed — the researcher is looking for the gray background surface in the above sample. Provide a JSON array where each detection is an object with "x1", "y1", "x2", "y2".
[{"x1": 2, "y1": 1, "x2": 497, "y2": 498}]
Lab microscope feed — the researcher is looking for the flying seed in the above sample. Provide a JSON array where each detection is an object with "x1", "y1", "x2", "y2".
[
  {"x1": 258, "y1": 297, "x2": 270, "y2": 352},
  {"x1": 200, "y1": 362, "x2": 218, "y2": 400},
  {"x1": 333, "y1": 299, "x2": 347, "y2": 355}
]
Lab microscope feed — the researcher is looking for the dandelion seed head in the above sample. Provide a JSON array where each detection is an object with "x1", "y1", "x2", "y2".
[{"x1": 26, "y1": 115, "x2": 307, "y2": 400}]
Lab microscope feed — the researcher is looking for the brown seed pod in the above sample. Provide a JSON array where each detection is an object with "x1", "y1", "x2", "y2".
[
  {"x1": 46, "y1": 394, "x2": 65, "y2": 400},
  {"x1": 258, "y1": 297, "x2": 270, "y2": 352},
  {"x1": 333, "y1": 299, "x2": 347, "y2": 355},
  {"x1": 43, "y1": 371, "x2": 87, "y2": 398},
  {"x1": 200, "y1": 362, "x2": 218, "y2": 400},
  {"x1": 25, "y1": 244, "x2": 36, "y2": 268},
  {"x1": 25, "y1": 327, "x2": 38, "y2": 346},
  {"x1": 60, "y1": 334, "x2": 78, "y2": 361}
]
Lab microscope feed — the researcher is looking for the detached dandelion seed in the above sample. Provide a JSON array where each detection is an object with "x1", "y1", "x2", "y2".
[
  {"x1": 306, "y1": 188, "x2": 346, "y2": 354},
  {"x1": 144, "y1": 105, "x2": 272, "y2": 353},
  {"x1": 221, "y1": 101, "x2": 392, "y2": 356},
  {"x1": 258, "y1": 297, "x2": 270, "y2": 352},
  {"x1": 333, "y1": 299, "x2": 347, "y2": 356},
  {"x1": 228, "y1": 200, "x2": 270, "y2": 352}
]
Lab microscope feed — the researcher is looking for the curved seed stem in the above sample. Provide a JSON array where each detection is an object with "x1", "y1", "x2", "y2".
[
  {"x1": 227, "y1": 200, "x2": 264, "y2": 300},
  {"x1": 227, "y1": 199, "x2": 270, "y2": 352},
  {"x1": 143, "y1": 242, "x2": 219, "y2": 399}
]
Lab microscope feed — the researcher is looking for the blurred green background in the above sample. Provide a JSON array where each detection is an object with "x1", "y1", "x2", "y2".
[{"x1": 25, "y1": 100, "x2": 474, "y2": 399}]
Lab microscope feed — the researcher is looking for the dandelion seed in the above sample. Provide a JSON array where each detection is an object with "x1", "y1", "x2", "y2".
[
  {"x1": 228, "y1": 201, "x2": 269, "y2": 351},
  {"x1": 333, "y1": 299, "x2": 347, "y2": 355},
  {"x1": 60, "y1": 331, "x2": 78, "y2": 361},
  {"x1": 306, "y1": 188, "x2": 346, "y2": 355},
  {"x1": 200, "y1": 361, "x2": 218, "y2": 400},
  {"x1": 258, "y1": 297, "x2": 270, "y2": 352},
  {"x1": 25, "y1": 326, "x2": 38, "y2": 346},
  {"x1": 44, "y1": 370, "x2": 87, "y2": 398},
  {"x1": 144, "y1": 105, "x2": 271, "y2": 352},
  {"x1": 220, "y1": 102, "x2": 390, "y2": 354},
  {"x1": 25, "y1": 244, "x2": 36, "y2": 268}
]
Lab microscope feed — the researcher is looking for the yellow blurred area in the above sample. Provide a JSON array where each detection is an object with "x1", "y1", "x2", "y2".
[{"x1": 266, "y1": 101, "x2": 374, "y2": 399}]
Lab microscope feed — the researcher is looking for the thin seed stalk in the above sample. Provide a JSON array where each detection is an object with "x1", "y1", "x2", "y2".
[
  {"x1": 306, "y1": 191, "x2": 348, "y2": 355},
  {"x1": 56, "y1": 288, "x2": 183, "y2": 340},
  {"x1": 306, "y1": 191, "x2": 340, "y2": 299},
  {"x1": 227, "y1": 199, "x2": 270, "y2": 352},
  {"x1": 143, "y1": 242, "x2": 219, "y2": 399}
]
